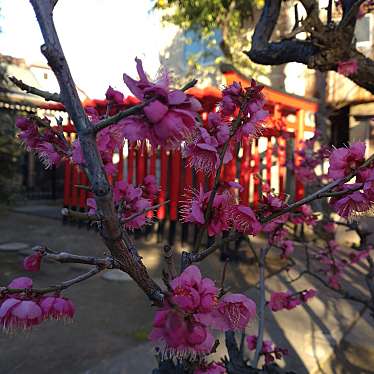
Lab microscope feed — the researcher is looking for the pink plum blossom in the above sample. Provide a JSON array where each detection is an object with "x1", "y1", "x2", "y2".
[
  {"x1": 16, "y1": 117, "x2": 70, "y2": 168},
  {"x1": 330, "y1": 186, "x2": 370, "y2": 218},
  {"x1": 40, "y1": 296, "x2": 75, "y2": 320},
  {"x1": 197, "y1": 293, "x2": 256, "y2": 331},
  {"x1": 229, "y1": 205, "x2": 262, "y2": 236},
  {"x1": 121, "y1": 58, "x2": 201, "y2": 148},
  {"x1": 328, "y1": 142, "x2": 365, "y2": 179},
  {"x1": 23, "y1": 251, "x2": 43, "y2": 272},
  {"x1": 105, "y1": 86, "x2": 124, "y2": 105},
  {"x1": 142, "y1": 175, "x2": 159, "y2": 199},
  {"x1": 8, "y1": 277, "x2": 33, "y2": 290},
  {"x1": 170, "y1": 265, "x2": 218, "y2": 313},
  {"x1": 181, "y1": 188, "x2": 232, "y2": 236},
  {"x1": 149, "y1": 309, "x2": 214, "y2": 357},
  {"x1": 0, "y1": 298, "x2": 42, "y2": 331},
  {"x1": 183, "y1": 113, "x2": 232, "y2": 174}
]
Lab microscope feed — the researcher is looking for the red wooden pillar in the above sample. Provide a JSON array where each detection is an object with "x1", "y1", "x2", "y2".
[
  {"x1": 266, "y1": 137, "x2": 272, "y2": 187},
  {"x1": 71, "y1": 164, "x2": 79, "y2": 210},
  {"x1": 117, "y1": 144, "x2": 124, "y2": 182},
  {"x1": 295, "y1": 109, "x2": 305, "y2": 199},
  {"x1": 170, "y1": 150, "x2": 181, "y2": 221},
  {"x1": 157, "y1": 148, "x2": 168, "y2": 221},
  {"x1": 136, "y1": 141, "x2": 146, "y2": 185},
  {"x1": 127, "y1": 143, "x2": 135, "y2": 184},
  {"x1": 253, "y1": 139, "x2": 260, "y2": 208},
  {"x1": 239, "y1": 139, "x2": 251, "y2": 204},
  {"x1": 273, "y1": 105, "x2": 285, "y2": 194}
]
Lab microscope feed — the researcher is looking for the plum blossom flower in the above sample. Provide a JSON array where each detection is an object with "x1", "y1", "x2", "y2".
[
  {"x1": 105, "y1": 86, "x2": 124, "y2": 105},
  {"x1": 72, "y1": 124, "x2": 123, "y2": 176},
  {"x1": 261, "y1": 194, "x2": 289, "y2": 233},
  {"x1": 330, "y1": 185, "x2": 371, "y2": 218},
  {"x1": 16, "y1": 117, "x2": 70, "y2": 168},
  {"x1": 181, "y1": 188, "x2": 232, "y2": 236},
  {"x1": 246, "y1": 335, "x2": 288, "y2": 364},
  {"x1": 170, "y1": 265, "x2": 218, "y2": 313},
  {"x1": 290, "y1": 204, "x2": 317, "y2": 226},
  {"x1": 229, "y1": 204, "x2": 261, "y2": 235},
  {"x1": 337, "y1": 59, "x2": 358, "y2": 77},
  {"x1": 113, "y1": 181, "x2": 151, "y2": 230},
  {"x1": 220, "y1": 80, "x2": 268, "y2": 141},
  {"x1": 183, "y1": 113, "x2": 232, "y2": 174},
  {"x1": 197, "y1": 293, "x2": 256, "y2": 331},
  {"x1": 142, "y1": 175, "x2": 159, "y2": 199},
  {"x1": 149, "y1": 309, "x2": 214, "y2": 357},
  {"x1": 328, "y1": 142, "x2": 365, "y2": 179},
  {"x1": 23, "y1": 250, "x2": 43, "y2": 272},
  {"x1": 195, "y1": 362, "x2": 226, "y2": 374},
  {"x1": 8, "y1": 277, "x2": 33, "y2": 290},
  {"x1": 40, "y1": 296, "x2": 75, "y2": 320},
  {"x1": 0, "y1": 298, "x2": 43, "y2": 331},
  {"x1": 121, "y1": 58, "x2": 201, "y2": 148},
  {"x1": 268, "y1": 289, "x2": 316, "y2": 312}
]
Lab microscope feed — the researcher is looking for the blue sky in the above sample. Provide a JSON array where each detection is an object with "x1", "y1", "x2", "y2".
[{"x1": 0, "y1": 0, "x2": 174, "y2": 98}]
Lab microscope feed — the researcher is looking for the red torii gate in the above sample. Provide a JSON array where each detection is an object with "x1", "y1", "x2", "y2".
[{"x1": 61, "y1": 73, "x2": 317, "y2": 242}]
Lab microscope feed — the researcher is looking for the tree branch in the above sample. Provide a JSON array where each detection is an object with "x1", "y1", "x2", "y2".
[
  {"x1": 1, "y1": 267, "x2": 102, "y2": 296},
  {"x1": 261, "y1": 152, "x2": 374, "y2": 224},
  {"x1": 245, "y1": 0, "x2": 318, "y2": 65},
  {"x1": 45, "y1": 250, "x2": 113, "y2": 267},
  {"x1": 29, "y1": 0, "x2": 163, "y2": 303},
  {"x1": 9, "y1": 76, "x2": 61, "y2": 102}
]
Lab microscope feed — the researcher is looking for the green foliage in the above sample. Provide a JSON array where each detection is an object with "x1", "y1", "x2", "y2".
[{"x1": 153, "y1": 0, "x2": 268, "y2": 81}]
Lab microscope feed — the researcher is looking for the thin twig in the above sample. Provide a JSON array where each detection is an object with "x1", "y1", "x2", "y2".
[
  {"x1": 1, "y1": 267, "x2": 102, "y2": 296},
  {"x1": 120, "y1": 200, "x2": 170, "y2": 224},
  {"x1": 61, "y1": 208, "x2": 101, "y2": 222},
  {"x1": 9, "y1": 76, "x2": 61, "y2": 102},
  {"x1": 45, "y1": 251, "x2": 113, "y2": 267}
]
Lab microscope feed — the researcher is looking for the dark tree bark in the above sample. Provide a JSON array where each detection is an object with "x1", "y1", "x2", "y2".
[{"x1": 245, "y1": 0, "x2": 374, "y2": 94}]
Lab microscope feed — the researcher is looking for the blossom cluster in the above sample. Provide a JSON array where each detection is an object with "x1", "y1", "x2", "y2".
[
  {"x1": 327, "y1": 142, "x2": 374, "y2": 218},
  {"x1": 246, "y1": 335, "x2": 288, "y2": 365},
  {"x1": 120, "y1": 58, "x2": 202, "y2": 148},
  {"x1": 183, "y1": 80, "x2": 268, "y2": 174},
  {"x1": 268, "y1": 289, "x2": 317, "y2": 312},
  {"x1": 150, "y1": 265, "x2": 256, "y2": 360},
  {"x1": 181, "y1": 186, "x2": 261, "y2": 237},
  {"x1": 16, "y1": 117, "x2": 70, "y2": 168},
  {"x1": 87, "y1": 175, "x2": 158, "y2": 230},
  {"x1": 0, "y1": 277, "x2": 74, "y2": 332}
]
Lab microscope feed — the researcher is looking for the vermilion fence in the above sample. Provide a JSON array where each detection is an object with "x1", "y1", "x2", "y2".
[{"x1": 62, "y1": 71, "x2": 318, "y2": 244}]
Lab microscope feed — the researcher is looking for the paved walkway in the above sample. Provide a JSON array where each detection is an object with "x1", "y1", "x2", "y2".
[{"x1": 0, "y1": 207, "x2": 372, "y2": 374}]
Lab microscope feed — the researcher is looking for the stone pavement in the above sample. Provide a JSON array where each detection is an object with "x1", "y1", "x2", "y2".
[{"x1": 0, "y1": 207, "x2": 373, "y2": 374}]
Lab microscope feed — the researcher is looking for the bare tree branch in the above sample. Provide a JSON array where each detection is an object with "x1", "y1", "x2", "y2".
[
  {"x1": 1, "y1": 267, "x2": 102, "y2": 296},
  {"x1": 9, "y1": 76, "x2": 61, "y2": 102},
  {"x1": 246, "y1": 0, "x2": 374, "y2": 94},
  {"x1": 29, "y1": 0, "x2": 163, "y2": 303}
]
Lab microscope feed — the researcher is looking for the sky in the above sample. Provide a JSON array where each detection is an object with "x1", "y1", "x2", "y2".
[{"x1": 0, "y1": 0, "x2": 175, "y2": 98}]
